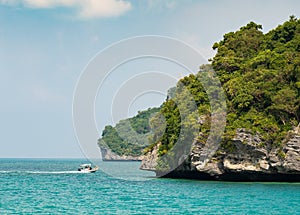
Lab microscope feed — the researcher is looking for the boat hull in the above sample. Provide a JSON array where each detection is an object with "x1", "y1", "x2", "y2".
[{"x1": 78, "y1": 166, "x2": 99, "y2": 173}]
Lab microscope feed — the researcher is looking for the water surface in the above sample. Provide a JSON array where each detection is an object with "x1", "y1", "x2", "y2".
[{"x1": 0, "y1": 159, "x2": 299, "y2": 214}]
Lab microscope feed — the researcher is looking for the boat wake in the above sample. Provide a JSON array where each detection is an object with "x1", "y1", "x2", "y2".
[{"x1": 0, "y1": 170, "x2": 91, "y2": 174}]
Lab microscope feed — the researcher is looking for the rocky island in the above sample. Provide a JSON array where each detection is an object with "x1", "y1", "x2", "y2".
[
  {"x1": 98, "y1": 107, "x2": 159, "y2": 161},
  {"x1": 99, "y1": 17, "x2": 300, "y2": 181}
]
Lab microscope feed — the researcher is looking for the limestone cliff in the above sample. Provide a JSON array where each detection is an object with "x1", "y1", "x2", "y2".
[
  {"x1": 140, "y1": 128, "x2": 300, "y2": 182},
  {"x1": 100, "y1": 146, "x2": 144, "y2": 161},
  {"x1": 140, "y1": 143, "x2": 160, "y2": 170}
]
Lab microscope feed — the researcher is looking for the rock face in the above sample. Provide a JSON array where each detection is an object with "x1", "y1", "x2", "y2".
[
  {"x1": 100, "y1": 146, "x2": 144, "y2": 161},
  {"x1": 141, "y1": 128, "x2": 300, "y2": 182},
  {"x1": 269, "y1": 134, "x2": 300, "y2": 173},
  {"x1": 140, "y1": 143, "x2": 160, "y2": 171}
]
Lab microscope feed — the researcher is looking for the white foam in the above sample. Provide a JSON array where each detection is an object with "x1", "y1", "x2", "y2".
[{"x1": 0, "y1": 170, "x2": 90, "y2": 174}]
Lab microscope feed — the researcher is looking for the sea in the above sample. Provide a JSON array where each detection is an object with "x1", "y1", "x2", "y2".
[{"x1": 0, "y1": 159, "x2": 299, "y2": 214}]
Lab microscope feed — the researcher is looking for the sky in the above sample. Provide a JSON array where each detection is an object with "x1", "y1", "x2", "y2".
[{"x1": 0, "y1": 0, "x2": 300, "y2": 158}]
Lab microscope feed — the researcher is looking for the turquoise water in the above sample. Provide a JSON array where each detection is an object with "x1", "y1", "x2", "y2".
[{"x1": 0, "y1": 159, "x2": 299, "y2": 214}]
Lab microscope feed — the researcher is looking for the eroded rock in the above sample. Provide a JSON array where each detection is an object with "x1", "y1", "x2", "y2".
[{"x1": 141, "y1": 128, "x2": 300, "y2": 181}]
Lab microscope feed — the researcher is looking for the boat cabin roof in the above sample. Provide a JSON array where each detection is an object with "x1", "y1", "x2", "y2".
[{"x1": 80, "y1": 163, "x2": 92, "y2": 168}]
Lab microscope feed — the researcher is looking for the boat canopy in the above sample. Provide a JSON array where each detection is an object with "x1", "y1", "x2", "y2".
[{"x1": 80, "y1": 163, "x2": 92, "y2": 168}]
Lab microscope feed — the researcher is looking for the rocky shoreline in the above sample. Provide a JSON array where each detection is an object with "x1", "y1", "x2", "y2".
[
  {"x1": 100, "y1": 146, "x2": 143, "y2": 161},
  {"x1": 140, "y1": 128, "x2": 300, "y2": 182}
]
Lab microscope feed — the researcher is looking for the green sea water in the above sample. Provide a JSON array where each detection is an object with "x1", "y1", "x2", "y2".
[{"x1": 0, "y1": 159, "x2": 299, "y2": 214}]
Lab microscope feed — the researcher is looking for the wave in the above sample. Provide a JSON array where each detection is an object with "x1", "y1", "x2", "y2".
[{"x1": 0, "y1": 170, "x2": 90, "y2": 174}]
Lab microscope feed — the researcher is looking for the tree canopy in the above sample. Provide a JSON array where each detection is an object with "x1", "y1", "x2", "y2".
[
  {"x1": 150, "y1": 16, "x2": 300, "y2": 160},
  {"x1": 98, "y1": 16, "x2": 300, "y2": 161},
  {"x1": 98, "y1": 107, "x2": 160, "y2": 156}
]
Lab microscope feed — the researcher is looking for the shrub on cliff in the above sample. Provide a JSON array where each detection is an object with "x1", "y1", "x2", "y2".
[{"x1": 150, "y1": 16, "x2": 300, "y2": 158}]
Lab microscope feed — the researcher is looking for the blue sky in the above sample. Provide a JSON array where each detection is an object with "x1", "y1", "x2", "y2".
[{"x1": 0, "y1": 0, "x2": 299, "y2": 158}]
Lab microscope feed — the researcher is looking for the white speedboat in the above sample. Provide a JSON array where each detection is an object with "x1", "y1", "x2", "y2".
[{"x1": 78, "y1": 164, "x2": 99, "y2": 173}]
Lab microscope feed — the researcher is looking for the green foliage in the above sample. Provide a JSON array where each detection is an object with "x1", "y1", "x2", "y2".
[
  {"x1": 212, "y1": 16, "x2": 300, "y2": 148},
  {"x1": 149, "y1": 16, "x2": 300, "y2": 168},
  {"x1": 98, "y1": 107, "x2": 160, "y2": 156},
  {"x1": 99, "y1": 16, "x2": 300, "y2": 167},
  {"x1": 129, "y1": 108, "x2": 160, "y2": 134},
  {"x1": 212, "y1": 21, "x2": 264, "y2": 76},
  {"x1": 277, "y1": 150, "x2": 286, "y2": 159}
]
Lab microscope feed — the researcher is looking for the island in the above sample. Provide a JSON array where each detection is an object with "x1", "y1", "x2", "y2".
[
  {"x1": 98, "y1": 107, "x2": 160, "y2": 161},
  {"x1": 98, "y1": 16, "x2": 300, "y2": 181}
]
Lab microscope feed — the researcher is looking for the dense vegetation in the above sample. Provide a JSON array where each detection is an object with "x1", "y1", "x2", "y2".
[
  {"x1": 98, "y1": 107, "x2": 160, "y2": 156},
  {"x1": 212, "y1": 16, "x2": 300, "y2": 146},
  {"x1": 98, "y1": 16, "x2": 300, "y2": 162},
  {"x1": 149, "y1": 16, "x2": 300, "y2": 162}
]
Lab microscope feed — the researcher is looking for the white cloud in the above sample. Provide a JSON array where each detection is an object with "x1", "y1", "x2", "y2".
[
  {"x1": 78, "y1": 0, "x2": 131, "y2": 18},
  {"x1": 0, "y1": 0, "x2": 132, "y2": 18}
]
